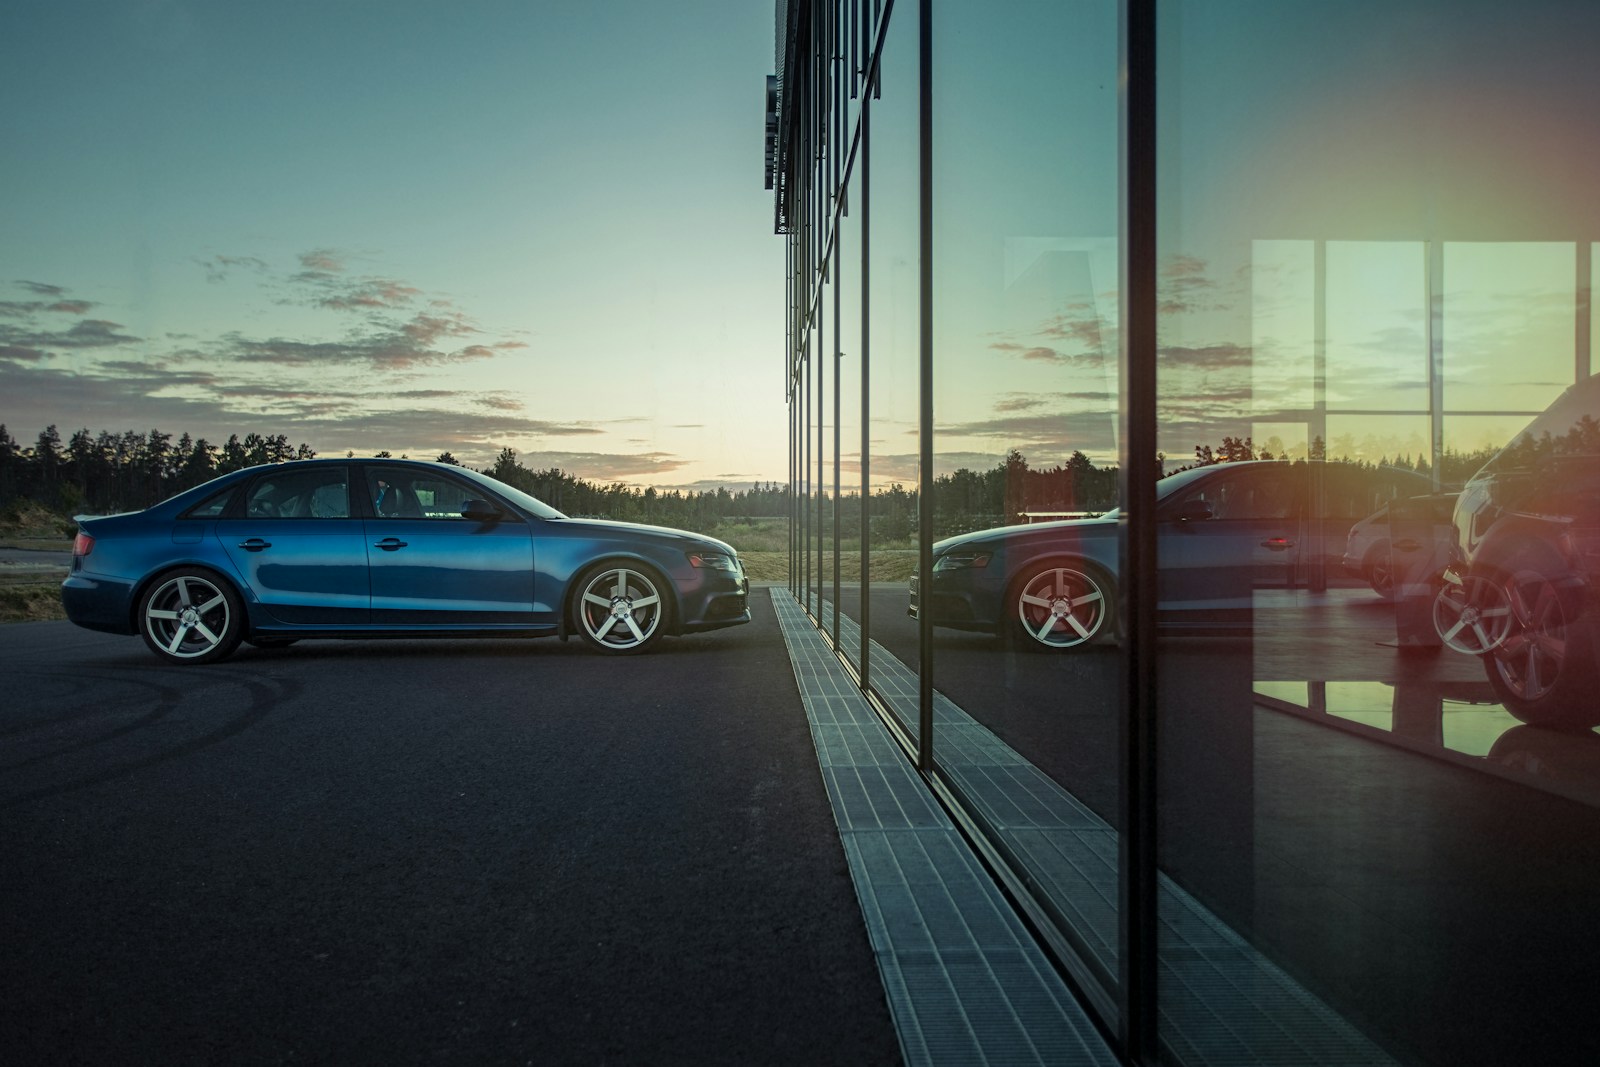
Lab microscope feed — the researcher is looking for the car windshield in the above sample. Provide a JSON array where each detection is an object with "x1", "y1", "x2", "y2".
[{"x1": 1479, "y1": 371, "x2": 1600, "y2": 474}]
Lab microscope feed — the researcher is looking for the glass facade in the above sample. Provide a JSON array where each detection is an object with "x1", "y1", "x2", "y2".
[{"x1": 769, "y1": 1, "x2": 1600, "y2": 1064}]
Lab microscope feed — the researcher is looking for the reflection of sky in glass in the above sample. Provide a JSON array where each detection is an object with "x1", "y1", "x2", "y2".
[
  {"x1": 929, "y1": 0, "x2": 1117, "y2": 473},
  {"x1": 1161, "y1": 0, "x2": 1600, "y2": 462},
  {"x1": 1251, "y1": 240, "x2": 1315, "y2": 413},
  {"x1": 865, "y1": 0, "x2": 922, "y2": 488},
  {"x1": 1324, "y1": 242, "x2": 1428, "y2": 411},
  {"x1": 1443, "y1": 243, "x2": 1574, "y2": 411},
  {"x1": 1324, "y1": 414, "x2": 1431, "y2": 468}
]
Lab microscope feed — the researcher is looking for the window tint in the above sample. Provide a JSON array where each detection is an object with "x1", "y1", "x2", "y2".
[
  {"x1": 244, "y1": 468, "x2": 350, "y2": 519},
  {"x1": 183, "y1": 486, "x2": 236, "y2": 519},
  {"x1": 1170, "y1": 466, "x2": 1294, "y2": 520},
  {"x1": 367, "y1": 468, "x2": 487, "y2": 520}
]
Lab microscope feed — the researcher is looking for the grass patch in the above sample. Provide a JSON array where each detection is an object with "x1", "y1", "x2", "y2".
[
  {"x1": 0, "y1": 582, "x2": 66, "y2": 624},
  {"x1": 740, "y1": 550, "x2": 916, "y2": 583}
]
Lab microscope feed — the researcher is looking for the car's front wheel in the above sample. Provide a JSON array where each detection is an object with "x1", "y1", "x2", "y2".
[
  {"x1": 573, "y1": 563, "x2": 669, "y2": 654},
  {"x1": 1363, "y1": 541, "x2": 1396, "y2": 599},
  {"x1": 1485, "y1": 567, "x2": 1599, "y2": 730},
  {"x1": 1009, "y1": 560, "x2": 1114, "y2": 650},
  {"x1": 139, "y1": 568, "x2": 245, "y2": 664}
]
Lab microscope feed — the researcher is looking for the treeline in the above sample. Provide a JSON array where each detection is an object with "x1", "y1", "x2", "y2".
[
  {"x1": 0, "y1": 424, "x2": 317, "y2": 515},
  {"x1": 2, "y1": 421, "x2": 1519, "y2": 532},
  {"x1": 484, "y1": 448, "x2": 791, "y2": 526}
]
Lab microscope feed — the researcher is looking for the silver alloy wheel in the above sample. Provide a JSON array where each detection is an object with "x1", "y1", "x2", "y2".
[
  {"x1": 1432, "y1": 573, "x2": 1513, "y2": 655},
  {"x1": 142, "y1": 572, "x2": 237, "y2": 661},
  {"x1": 1366, "y1": 546, "x2": 1396, "y2": 599},
  {"x1": 1015, "y1": 565, "x2": 1108, "y2": 648},
  {"x1": 576, "y1": 565, "x2": 665, "y2": 652},
  {"x1": 1489, "y1": 570, "x2": 1569, "y2": 702}
]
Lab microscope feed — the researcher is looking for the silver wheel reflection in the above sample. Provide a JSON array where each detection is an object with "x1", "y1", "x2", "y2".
[
  {"x1": 576, "y1": 565, "x2": 665, "y2": 653},
  {"x1": 1490, "y1": 570, "x2": 1570, "y2": 703},
  {"x1": 1015, "y1": 565, "x2": 1109, "y2": 649},
  {"x1": 141, "y1": 572, "x2": 241, "y2": 663},
  {"x1": 1432, "y1": 573, "x2": 1513, "y2": 655}
]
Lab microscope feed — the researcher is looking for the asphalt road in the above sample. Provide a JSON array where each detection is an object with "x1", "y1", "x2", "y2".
[{"x1": 0, "y1": 600, "x2": 902, "y2": 1066}]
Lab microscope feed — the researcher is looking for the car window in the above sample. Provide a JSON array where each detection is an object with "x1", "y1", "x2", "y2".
[
  {"x1": 1170, "y1": 466, "x2": 1294, "y2": 520},
  {"x1": 367, "y1": 468, "x2": 490, "y2": 520},
  {"x1": 182, "y1": 485, "x2": 237, "y2": 519},
  {"x1": 244, "y1": 467, "x2": 351, "y2": 519}
]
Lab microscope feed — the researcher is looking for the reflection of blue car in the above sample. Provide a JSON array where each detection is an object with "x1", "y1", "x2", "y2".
[
  {"x1": 62, "y1": 458, "x2": 750, "y2": 663},
  {"x1": 913, "y1": 460, "x2": 1430, "y2": 649}
]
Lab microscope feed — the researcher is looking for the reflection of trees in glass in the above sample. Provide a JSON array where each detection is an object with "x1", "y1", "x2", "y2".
[{"x1": 1489, "y1": 415, "x2": 1600, "y2": 472}]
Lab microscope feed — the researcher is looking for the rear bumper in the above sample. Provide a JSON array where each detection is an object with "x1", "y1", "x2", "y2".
[{"x1": 61, "y1": 574, "x2": 138, "y2": 635}]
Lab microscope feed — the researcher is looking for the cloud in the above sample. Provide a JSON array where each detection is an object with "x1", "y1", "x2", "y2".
[
  {"x1": 214, "y1": 309, "x2": 492, "y2": 370},
  {"x1": 1157, "y1": 343, "x2": 1253, "y2": 370},
  {"x1": 2, "y1": 280, "x2": 96, "y2": 318},
  {"x1": 298, "y1": 249, "x2": 344, "y2": 273},
  {"x1": 508, "y1": 450, "x2": 689, "y2": 481},
  {"x1": 313, "y1": 278, "x2": 422, "y2": 311},
  {"x1": 196, "y1": 255, "x2": 269, "y2": 283},
  {"x1": 1, "y1": 253, "x2": 549, "y2": 468},
  {"x1": 0, "y1": 317, "x2": 142, "y2": 351},
  {"x1": 0, "y1": 358, "x2": 602, "y2": 467}
]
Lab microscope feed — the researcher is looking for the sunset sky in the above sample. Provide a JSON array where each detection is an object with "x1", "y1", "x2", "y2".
[
  {"x1": 6, "y1": 2, "x2": 1597, "y2": 498},
  {"x1": 1, "y1": 1, "x2": 784, "y2": 490}
]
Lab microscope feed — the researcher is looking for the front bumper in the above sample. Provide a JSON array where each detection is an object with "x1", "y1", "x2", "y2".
[{"x1": 680, "y1": 575, "x2": 751, "y2": 633}]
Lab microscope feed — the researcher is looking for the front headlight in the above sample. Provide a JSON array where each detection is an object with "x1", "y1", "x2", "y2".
[
  {"x1": 933, "y1": 551, "x2": 991, "y2": 572},
  {"x1": 688, "y1": 551, "x2": 740, "y2": 573}
]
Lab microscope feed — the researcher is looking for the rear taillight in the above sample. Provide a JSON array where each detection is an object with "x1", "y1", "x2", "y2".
[{"x1": 72, "y1": 532, "x2": 94, "y2": 558}]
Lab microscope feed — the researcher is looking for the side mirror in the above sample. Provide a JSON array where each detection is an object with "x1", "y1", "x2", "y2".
[
  {"x1": 1172, "y1": 499, "x2": 1215, "y2": 523},
  {"x1": 461, "y1": 499, "x2": 503, "y2": 523}
]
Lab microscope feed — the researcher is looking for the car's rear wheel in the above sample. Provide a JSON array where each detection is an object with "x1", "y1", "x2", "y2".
[
  {"x1": 139, "y1": 568, "x2": 245, "y2": 665},
  {"x1": 573, "y1": 563, "x2": 669, "y2": 654},
  {"x1": 1009, "y1": 560, "x2": 1114, "y2": 650},
  {"x1": 1363, "y1": 541, "x2": 1396, "y2": 599},
  {"x1": 1485, "y1": 568, "x2": 1599, "y2": 730}
]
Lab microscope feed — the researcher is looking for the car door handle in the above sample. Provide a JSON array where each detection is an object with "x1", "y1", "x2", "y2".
[
  {"x1": 237, "y1": 538, "x2": 271, "y2": 551},
  {"x1": 1261, "y1": 537, "x2": 1295, "y2": 551},
  {"x1": 373, "y1": 538, "x2": 408, "y2": 551}
]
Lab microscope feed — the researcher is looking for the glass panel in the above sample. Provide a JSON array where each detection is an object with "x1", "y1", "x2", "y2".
[
  {"x1": 838, "y1": 174, "x2": 866, "y2": 674},
  {"x1": 1443, "y1": 241, "x2": 1574, "y2": 412},
  {"x1": 929, "y1": 0, "x2": 1122, "y2": 995},
  {"x1": 1325, "y1": 241, "x2": 1429, "y2": 412},
  {"x1": 1158, "y1": 2, "x2": 1600, "y2": 1064},
  {"x1": 863, "y1": 0, "x2": 921, "y2": 737}
]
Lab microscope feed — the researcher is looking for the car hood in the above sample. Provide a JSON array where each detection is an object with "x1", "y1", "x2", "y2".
[
  {"x1": 934, "y1": 514, "x2": 1118, "y2": 555},
  {"x1": 551, "y1": 516, "x2": 738, "y2": 554}
]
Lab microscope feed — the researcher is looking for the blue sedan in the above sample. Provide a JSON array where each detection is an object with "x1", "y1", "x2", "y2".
[{"x1": 62, "y1": 459, "x2": 750, "y2": 663}]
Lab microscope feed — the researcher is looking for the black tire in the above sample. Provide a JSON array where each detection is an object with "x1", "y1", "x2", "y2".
[
  {"x1": 138, "y1": 568, "x2": 245, "y2": 665},
  {"x1": 1007, "y1": 559, "x2": 1115, "y2": 651},
  {"x1": 571, "y1": 561, "x2": 670, "y2": 655},
  {"x1": 1483, "y1": 565, "x2": 1599, "y2": 730},
  {"x1": 1364, "y1": 541, "x2": 1396, "y2": 600}
]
